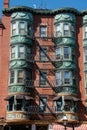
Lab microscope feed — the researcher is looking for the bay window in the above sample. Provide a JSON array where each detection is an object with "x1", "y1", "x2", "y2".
[
  {"x1": 10, "y1": 70, "x2": 15, "y2": 84},
  {"x1": 17, "y1": 70, "x2": 24, "y2": 83}
]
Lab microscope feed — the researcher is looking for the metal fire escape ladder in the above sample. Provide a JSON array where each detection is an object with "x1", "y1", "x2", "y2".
[
  {"x1": 36, "y1": 64, "x2": 54, "y2": 89},
  {"x1": 34, "y1": 88, "x2": 56, "y2": 118},
  {"x1": 36, "y1": 41, "x2": 54, "y2": 65}
]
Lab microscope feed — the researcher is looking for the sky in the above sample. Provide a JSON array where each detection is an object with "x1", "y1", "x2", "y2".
[{"x1": 0, "y1": 0, "x2": 87, "y2": 17}]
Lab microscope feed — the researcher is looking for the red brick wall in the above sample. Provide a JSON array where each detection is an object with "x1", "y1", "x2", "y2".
[{"x1": 0, "y1": 14, "x2": 10, "y2": 118}]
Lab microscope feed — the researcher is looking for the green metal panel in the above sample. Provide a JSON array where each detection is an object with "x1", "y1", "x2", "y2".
[
  {"x1": 10, "y1": 35, "x2": 33, "y2": 45},
  {"x1": 54, "y1": 13, "x2": 76, "y2": 23},
  {"x1": 54, "y1": 37, "x2": 76, "y2": 45},
  {"x1": 11, "y1": 12, "x2": 33, "y2": 24}
]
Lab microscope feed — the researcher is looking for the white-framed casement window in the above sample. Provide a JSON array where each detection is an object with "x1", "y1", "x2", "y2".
[
  {"x1": 12, "y1": 22, "x2": 16, "y2": 36},
  {"x1": 40, "y1": 26, "x2": 47, "y2": 37},
  {"x1": 11, "y1": 46, "x2": 15, "y2": 59},
  {"x1": 18, "y1": 46, "x2": 25, "y2": 58},
  {"x1": 85, "y1": 72, "x2": 87, "y2": 94},
  {"x1": 9, "y1": 69, "x2": 25, "y2": 84},
  {"x1": 84, "y1": 48, "x2": 87, "y2": 62},
  {"x1": 64, "y1": 47, "x2": 70, "y2": 59},
  {"x1": 84, "y1": 25, "x2": 87, "y2": 38},
  {"x1": 63, "y1": 23, "x2": 69, "y2": 36},
  {"x1": 55, "y1": 24, "x2": 61, "y2": 37},
  {"x1": 10, "y1": 70, "x2": 15, "y2": 84},
  {"x1": 64, "y1": 71, "x2": 71, "y2": 84},
  {"x1": 19, "y1": 22, "x2": 26, "y2": 35},
  {"x1": 55, "y1": 71, "x2": 62, "y2": 86},
  {"x1": 17, "y1": 70, "x2": 24, "y2": 83},
  {"x1": 39, "y1": 97, "x2": 47, "y2": 112},
  {"x1": 55, "y1": 47, "x2": 62, "y2": 60}
]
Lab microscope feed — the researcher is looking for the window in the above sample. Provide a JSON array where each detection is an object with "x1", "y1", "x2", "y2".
[
  {"x1": 40, "y1": 71, "x2": 47, "y2": 86},
  {"x1": 84, "y1": 48, "x2": 87, "y2": 62},
  {"x1": 19, "y1": 22, "x2": 26, "y2": 35},
  {"x1": 71, "y1": 25, "x2": 75, "y2": 37},
  {"x1": 55, "y1": 72, "x2": 62, "y2": 86},
  {"x1": 10, "y1": 70, "x2": 15, "y2": 84},
  {"x1": 64, "y1": 23, "x2": 69, "y2": 35},
  {"x1": 56, "y1": 100, "x2": 62, "y2": 111},
  {"x1": 39, "y1": 97, "x2": 47, "y2": 112},
  {"x1": 64, "y1": 71, "x2": 70, "y2": 84},
  {"x1": 17, "y1": 70, "x2": 24, "y2": 83},
  {"x1": 16, "y1": 99, "x2": 23, "y2": 111},
  {"x1": 40, "y1": 26, "x2": 47, "y2": 37},
  {"x1": 55, "y1": 47, "x2": 62, "y2": 60},
  {"x1": 64, "y1": 100, "x2": 71, "y2": 111},
  {"x1": 12, "y1": 22, "x2": 16, "y2": 35},
  {"x1": 64, "y1": 47, "x2": 69, "y2": 59},
  {"x1": 11, "y1": 46, "x2": 15, "y2": 59},
  {"x1": 84, "y1": 25, "x2": 87, "y2": 38},
  {"x1": 85, "y1": 72, "x2": 87, "y2": 94},
  {"x1": 40, "y1": 47, "x2": 47, "y2": 61},
  {"x1": 18, "y1": 46, "x2": 24, "y2": 58},
  {"x1": 55, "y1": 24, "x2": 61, "y2": 37}
]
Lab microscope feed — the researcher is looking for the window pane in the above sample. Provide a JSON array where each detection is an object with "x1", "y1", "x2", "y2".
[
  {"x1": 12, "y1": 22, "x2": 16, "y2": 35},
  {"x1": 56, "y1": 47, "x2": 61, "y2": 59},
  {"x1": 11, "y1": 46, "x2": 15, "y2": 59},
  {"x1": 17, "y1": 70, "x2": 24, "y2": 83},
  {"x1": 39, "y1": 97, "x2": 47, "y2": 112},
  {"x1": 40, "y1": 26, "x2": 47, "y2": 37},
  {"x1": 40, "y1": 48, "x2": 47, "y2": 61},
  {"x1": 85, "y1": 73, "x2": 87, "y2": 89},
  {"x1": 55, "y1": 72, "x2": 62, "y2": 85},
  {"x1": 64, "y1": 24, "x2": 69, "y2": 35},
  {"x1": 40, "y1": 72, "x2": 47, "y2": 85},
  {"x1": 64, "y1": 71, "x2": 70, "y2": 84},
  {"x1": 56, "y1": 101, "x2": 62, "y2": 111},
  {"x1": 10, "y1": 71, "x2": 14, "y2": 84},
  {"x1": 85, "y1": 49, "x2": 87, "y2": 61},
  {"x1": 19, "y1": 22, "x2": 26, "y2": 35},
  {"x1": 18, "y1": 46, "x2": 24, "y2": 58},
  {"x1": 64, "y1": 47, "x2": 69, "y2": 59}
]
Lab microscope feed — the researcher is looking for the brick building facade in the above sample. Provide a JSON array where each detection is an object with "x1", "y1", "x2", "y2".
[{"x1": 0, "y1": 0, "x2": 87, "y2": 130}]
